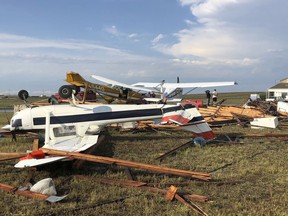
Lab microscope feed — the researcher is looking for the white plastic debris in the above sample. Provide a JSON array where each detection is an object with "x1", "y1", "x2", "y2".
[
  {"x1": 250, "y1": 117, "x2": 279, "y2": 129},
  {"x1": 30, "y1": 178, "x2": 57, "y2": 196},
  {"x1": 277, "y1": 101, "x2": 288, "y2": 113}
]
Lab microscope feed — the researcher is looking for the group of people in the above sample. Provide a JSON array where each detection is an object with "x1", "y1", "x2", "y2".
[{"x1": 205, "y1": 89, "x2": 218, "y2": 106}]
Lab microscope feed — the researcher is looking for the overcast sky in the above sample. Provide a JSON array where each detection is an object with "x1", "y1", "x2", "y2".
[{"x1": 0, "y1": 0, "x2": 287, "y2": 95}]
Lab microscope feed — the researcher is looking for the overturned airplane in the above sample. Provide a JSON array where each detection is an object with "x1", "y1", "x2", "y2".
[{"x1": 3, "y1": 103, "x2": 215, "y2": 168}]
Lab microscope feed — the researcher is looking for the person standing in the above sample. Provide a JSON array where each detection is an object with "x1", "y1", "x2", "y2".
[
  {"x1": 205, "y1": 90, "x2": 211, "y2": 106},
  {"x1": 212, "y1": 89, "x2": 218, "y2": 105}
]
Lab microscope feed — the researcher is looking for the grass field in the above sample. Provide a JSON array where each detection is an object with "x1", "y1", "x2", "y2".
[{"x1": 0, "y1": 93, "x2": 287, "y2": 215}]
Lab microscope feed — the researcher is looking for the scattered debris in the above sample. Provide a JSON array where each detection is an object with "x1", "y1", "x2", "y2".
[
  {"x1": 250, "y1": 117, "x2": 279, "y2": 129},
  {"x1": 0, "y1": 182, "x2": 67, "y2": 203},
  {"x1": 277, "y1": 101, "x2": 288, "y2": 113},
  {"x1": 30, "y1": 178, "x2": 57, "y2": 196}
]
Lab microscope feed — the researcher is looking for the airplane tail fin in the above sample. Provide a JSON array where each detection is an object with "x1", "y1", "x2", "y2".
[{"x1": 161, "y1": 104, "x2": 215, "y2": 141}]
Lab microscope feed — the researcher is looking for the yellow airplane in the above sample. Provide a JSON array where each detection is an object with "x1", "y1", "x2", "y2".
[{"x1": 58, "y1": 71, "x2": 146, "y2": 104}]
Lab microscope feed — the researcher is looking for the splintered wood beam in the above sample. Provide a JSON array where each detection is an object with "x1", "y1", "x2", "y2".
[
  {"x1": 163, "y1": 185, "x2": 208, "y2": 215},
  {"x1": 32, "y1": 139, "x2": 39, "y2": 151},
  {"x1": 0, "y1": 182, "x2": 48, "y2": 201},
  {"x1": 0, "y1": 152, "x2": 28, "y2": 162},
  {"x1": 230, "y1": 112, "x2": 246, "y2": 127},
  {"x1": 42, "y1": 148, "x2": 211, "y2": 181},
  {"x1": 0, "y1": 152, "x2": 27, "y2": 157}
]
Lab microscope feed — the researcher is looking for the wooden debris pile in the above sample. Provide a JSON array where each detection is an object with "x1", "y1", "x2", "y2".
[
  {"x1": 197, "y1": 104, "x2": 280, "y2": 127},
  {"x1": 245, "y1": 100, "x2": 278, "y2": 116}
]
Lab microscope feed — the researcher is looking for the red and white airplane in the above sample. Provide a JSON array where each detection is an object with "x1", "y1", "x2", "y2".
[{"x1": 3, "y1": 102, "x2": 215, "y2": 168}]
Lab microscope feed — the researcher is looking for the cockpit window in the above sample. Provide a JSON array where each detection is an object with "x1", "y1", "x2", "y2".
[
  {"x1": 53, "y1": 126, "x2": 76, "y2": 137},
  {"x1": 12, "y1": 119, "x2": 22, "y2": 127}
]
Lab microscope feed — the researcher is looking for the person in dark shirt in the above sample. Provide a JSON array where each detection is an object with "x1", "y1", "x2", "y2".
[{"x1": 205, "y1": 90, "x2": 211, "y2": 106}]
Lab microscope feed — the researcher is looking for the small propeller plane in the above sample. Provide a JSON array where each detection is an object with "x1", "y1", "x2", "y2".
[
  {"x1": 59, "y1": 71, "x2": 150, "y2": 104},
  {"x1": 132, "y1": 78, "x2": 238, "y2": 102},
  {"x1": 2, "y1": 102, "x2": 215, "y2": 168},
  {"x1": 92, "y1": 75, "x2": 237, "y2": 103}
]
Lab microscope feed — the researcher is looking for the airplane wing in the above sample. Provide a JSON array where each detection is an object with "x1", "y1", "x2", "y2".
[
  {"x1": 14, "y1": 156, "x2": 67, "y2": 168},
  {"x1": 144, "y1": 97, "x2": 182, "y2": 103},
  {"x1": 91, "y1": 75, "x2": 153, "y2": 92},
  {"x1": 133, "y1": 81, "x2": 237, "y2": 89}
]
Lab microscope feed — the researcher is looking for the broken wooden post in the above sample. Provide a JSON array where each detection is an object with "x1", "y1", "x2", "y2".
[{"x1": 164, "y1": 185, "x2": 209, "y2": 215}]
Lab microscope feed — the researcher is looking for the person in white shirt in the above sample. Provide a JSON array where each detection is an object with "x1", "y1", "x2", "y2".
[{"x1": 212, "y1": 89, "x2": 218, "y2": 105}]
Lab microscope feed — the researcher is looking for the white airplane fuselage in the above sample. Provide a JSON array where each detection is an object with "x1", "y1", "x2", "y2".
[{"x1": 9, "y1": 104, "x2": 183, "y2": 132}]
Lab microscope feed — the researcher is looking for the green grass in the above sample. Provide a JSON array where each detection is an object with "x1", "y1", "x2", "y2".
[
  {"x1": 184, "y1": 91, "x2": 265, "y2": 106},
  {"x1": 0, "y1": 93, "x2": 287, "y2": 215},
  {"x1": 0, "y1": 96, "x2": 49, "y2": 108}
]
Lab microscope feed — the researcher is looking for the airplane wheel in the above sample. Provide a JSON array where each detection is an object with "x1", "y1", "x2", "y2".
[
  {"x1": 18, "y1": 89, "x2": 29, "y2": 100},
  {"x1": 58, "y1": 85, "x2": 72, "y2": 99}
]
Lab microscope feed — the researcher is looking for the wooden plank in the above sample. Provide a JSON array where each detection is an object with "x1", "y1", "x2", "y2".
[
  {"x1": 230, "y1": 112, "x2": 246, "y2": 127},
  {"x1": 32, "y1": 139, "x2": 39, "y2": 151},
  {"x1": 0, "y1": 152, "x2": 27, "y2": 157},
  {"x1": 175, "y1": 193, "x2": 209, "y2": 216},
  {"x1": 0, "y1": 152, "x2": 28, "y2": 162},
  {"x1": 0, "y1": 182, "x2": 48, "y2": 201},
  {"x1": 42, "y1": 148, "x2": 211, "y2": 181}
]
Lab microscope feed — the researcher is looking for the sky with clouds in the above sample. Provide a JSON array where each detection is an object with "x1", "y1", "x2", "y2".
[{"x1": 0, "y1": 0, "x2": 287, "y2": 95}]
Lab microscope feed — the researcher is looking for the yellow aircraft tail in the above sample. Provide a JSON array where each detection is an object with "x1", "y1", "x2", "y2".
[{"x1": 65, "y1": 71, "x2": 87, "y2": 86}]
